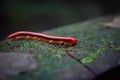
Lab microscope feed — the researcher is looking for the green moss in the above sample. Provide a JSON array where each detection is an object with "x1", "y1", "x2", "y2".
[
  {"x1": 101, "y1": 39, "x2": 113, "y2": 46},
  {"x1": 81, "y1": 49, "x2": 104, "y2": 64},
  {"x1": 115, "y1": 45, "x2": 120, "y2": 51},
  {"x1": 0, "y1": 20, "x2": 120, "y2": 80}
]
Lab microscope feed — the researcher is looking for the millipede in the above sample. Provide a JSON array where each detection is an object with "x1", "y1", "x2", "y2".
[{"x1": 7, "y1": 31, "x2": 77, "y2": 46}]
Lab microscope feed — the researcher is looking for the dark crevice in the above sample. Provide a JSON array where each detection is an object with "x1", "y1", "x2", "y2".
[{"x1": 66, "y1": 51, "x2": 97, "y2": 77}]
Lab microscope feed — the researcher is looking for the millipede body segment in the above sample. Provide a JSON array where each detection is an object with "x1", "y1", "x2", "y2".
[{"x1": 7, "y1": 31, "x2": 77, "y2": 46}]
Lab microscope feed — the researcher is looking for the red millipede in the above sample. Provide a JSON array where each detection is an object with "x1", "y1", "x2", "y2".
[{"x1": 7, "y1": 31, "x2": 77, "y2": 46}]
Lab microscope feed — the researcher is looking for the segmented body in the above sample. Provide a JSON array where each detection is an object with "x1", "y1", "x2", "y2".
[{"x1": 7, "y1": 31, "x2": 77, "y2": 46}]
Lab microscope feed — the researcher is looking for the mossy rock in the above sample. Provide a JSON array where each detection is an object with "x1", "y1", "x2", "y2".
[{"x1": 0, "y1": 15, "x2": 120, "y2": 80}]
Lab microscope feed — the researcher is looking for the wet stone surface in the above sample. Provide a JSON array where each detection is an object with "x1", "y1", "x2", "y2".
[
  {"x1": 0, "y1": 52, "x2": 38, "y2": 79},
  {"x1": 0, "y1": 15, "x2": 120, "y2": 80},
  {"x1": 86, "y1": 52, "x2": 119, "y2": 75},
  {"x1": 50, "y1": 56, "x2": 96, "y2": 80}
]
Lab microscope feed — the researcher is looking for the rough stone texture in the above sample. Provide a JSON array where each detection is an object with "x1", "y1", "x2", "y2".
[
  {"x1": 86, "y1": 54, "x2": 119, "y2": 75},
  {"x1": 0, "y1": 52, "x2": 38, "y2": 79},
  {"x1": 0, "y1": 15, "x2": 120, "y2": 80},
  {"x1": 54, "y1": 62, "x2": 95, "y2": 80},
  {"x1": 33, "y1": 55, "x2": 96, "y2": 80}
]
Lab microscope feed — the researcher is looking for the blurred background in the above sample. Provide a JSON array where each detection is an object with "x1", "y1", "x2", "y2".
[{"x1": 0, "y1": 0, "x2": 120, "y2": 40}]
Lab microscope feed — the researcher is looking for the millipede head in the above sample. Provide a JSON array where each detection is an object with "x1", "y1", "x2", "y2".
[{"x1": 70, "y1": 38, "x2": 77, "y2": 46}]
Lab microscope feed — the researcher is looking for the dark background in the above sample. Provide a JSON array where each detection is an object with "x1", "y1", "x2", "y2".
[{"x1": 0, "y1": 0, "x2": 120, "y2": 39}]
